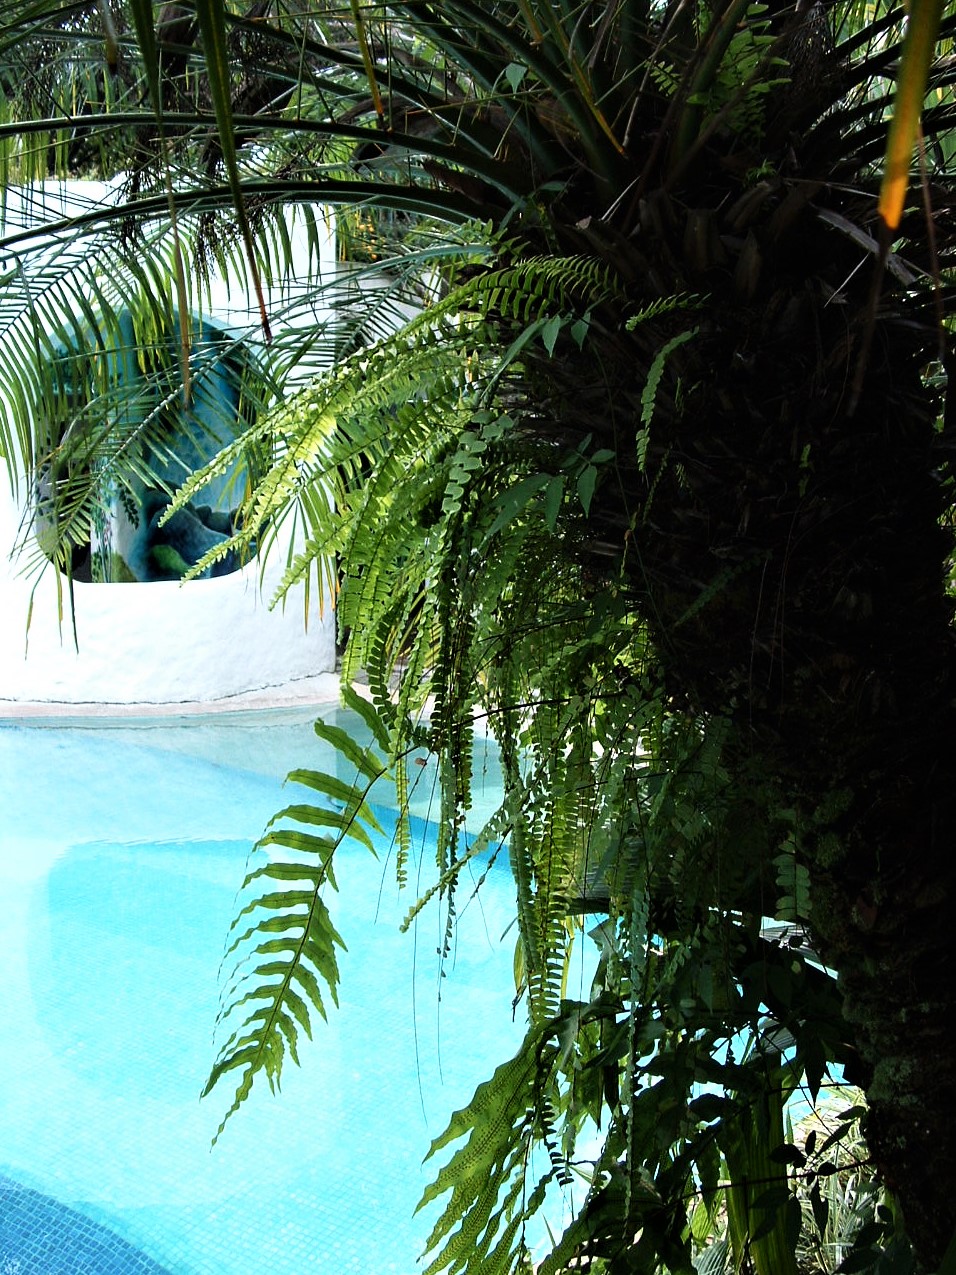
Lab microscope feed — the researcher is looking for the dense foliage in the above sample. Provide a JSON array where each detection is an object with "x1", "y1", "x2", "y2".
[{"x1": 2, "y1": 1, "x2": 955, "y2": 1272}]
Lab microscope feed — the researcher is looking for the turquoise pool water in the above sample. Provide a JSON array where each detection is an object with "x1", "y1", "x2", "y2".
[{"x1": 0, "y1": 709, "x2": 526, "y2": 1274}]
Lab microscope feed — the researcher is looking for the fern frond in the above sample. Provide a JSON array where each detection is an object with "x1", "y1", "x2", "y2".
[
  {"x1": 203, "y1": 703, "x2": 391, "y2": 1142},
  {"x1": 418, "y1": 1026, "x2": 556, "y2": 1275}
]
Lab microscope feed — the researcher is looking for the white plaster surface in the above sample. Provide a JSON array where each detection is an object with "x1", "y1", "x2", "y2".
[
  {"x1": 0, "y1": 478, "x2": 338, "y2": 710},
  {"x1": 0, "y1": 182, "x2": 339, "y2": 710},
  {"x1": 0, "y1": 531, "x2": 337, "y2": 711}
]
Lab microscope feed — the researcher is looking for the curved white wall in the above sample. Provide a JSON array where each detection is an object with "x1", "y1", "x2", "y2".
[
  {"x1": 0, "y1": 183, "x2": 338, "y2": 707},
  {"x1": 0, "y1": 475, "x2": 336, "y2": 710}
]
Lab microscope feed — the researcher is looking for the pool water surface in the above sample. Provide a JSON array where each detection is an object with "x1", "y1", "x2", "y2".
[{"x1": 0, "y1": 710, "x2": 527, "y2": 1274}]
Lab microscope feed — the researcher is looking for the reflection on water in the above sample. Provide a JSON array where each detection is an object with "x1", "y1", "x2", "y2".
[{"x1": 0, "y1": 711, "x2": 534, "y2": 1275}]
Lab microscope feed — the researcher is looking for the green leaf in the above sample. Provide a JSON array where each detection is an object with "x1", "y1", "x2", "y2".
[
  {"x1": 341, "y1": 682, "x2": 392, "y2": 752},
  {"x1": 312, "y1": 718, "x2": 388, "y2": 782},
  {"x1": 577, "y1": 464, "x2": 598, "y2": 514},
  {"x1": 641, "y1": 328, "x2": 698, "y2": 430},
  {"x1": 504, "y1": 62, "x2": 527, "y2": 93},
  {"x1": 285, "y1": 768, "x2": 384, "y2": 834},
  {"x1": 206, "y1": 708, "x2": 388, "y2": 1141},
  {"x1": 418, "y1": 1028, "x2": 550, "y2": 1273},
  {"x1": 484, "y1": 473, "x2": 550, "y2": 539},
  {"x1": 541, "y1": 314, "x2": 563, "y2": 357},
  {"x1": 192, "y1": 0, "x2": 272, "y2": 339},
  {"x1": 543, "y1": 474, "x2": 564, "y2": 531},
  {"x1": 570, "y1": 314, "x2": 591, "y2": 348},
  {"x1": 691, "y1": 1201, "x2": 714, "y2": 1244},
  {"x1": 265, "y1": 803, "x2": 377, "y2": 853}
]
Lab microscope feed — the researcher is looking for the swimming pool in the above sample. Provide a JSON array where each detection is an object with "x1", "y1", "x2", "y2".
[{"x1": 0, "y1": 709, "x2": 528, "y2": 1274}]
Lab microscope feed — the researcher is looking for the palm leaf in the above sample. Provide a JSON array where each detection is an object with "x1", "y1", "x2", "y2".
[
  {"x1": 191, "y1": 0, "x2": 272, "y2": 340},
  {"x1": 878, "y1": 0, "x2": 945, "y2": 230}
]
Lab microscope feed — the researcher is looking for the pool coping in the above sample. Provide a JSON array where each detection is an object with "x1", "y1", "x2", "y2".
[{"x1": 0, "y1": 671, "x2": 345, "y2": 719}]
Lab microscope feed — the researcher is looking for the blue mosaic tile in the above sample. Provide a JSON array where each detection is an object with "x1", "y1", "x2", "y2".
[
  {"x1": 0, "y1": 1176, "x2": 174, "y2": 1275},
  {"x1": 0, "y1": 715, "x2": 538, "y2": 1275}
]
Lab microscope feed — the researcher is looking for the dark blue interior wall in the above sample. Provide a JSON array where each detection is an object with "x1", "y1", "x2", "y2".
[{"x1": 44, "y1": 311, "x2": 258, "y2": 582}]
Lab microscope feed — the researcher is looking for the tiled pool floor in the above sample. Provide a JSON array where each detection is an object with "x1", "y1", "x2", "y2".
[
  {"x1": 0, "y1": 714, "x2": 540, "y2": 1274},
  {"x1": 0, "y1": 1176, "x2": 174, "y2": 1274}
]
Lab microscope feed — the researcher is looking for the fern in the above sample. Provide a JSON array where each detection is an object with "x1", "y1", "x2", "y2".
[
  {"x1": 194, "y1": 238, "x2": 847, "y2": 1273},
  {"x1": 417, "y1": 1025, "x2": 556, "y2": 1275},
  {"x1": 636, "y1": 326, "x2": 699, "y2": 471},
  {"x1": 203, "y1": 683, "x2": 390, "y2": 1142}
]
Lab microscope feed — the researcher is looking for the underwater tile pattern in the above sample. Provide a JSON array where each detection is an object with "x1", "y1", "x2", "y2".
[
  {"x1": 0, "y1": 1176, "x2": 173, "y2": 1273},
  {"x1": 0, "y1": 715, "x2": 540, "y2": 1275}
]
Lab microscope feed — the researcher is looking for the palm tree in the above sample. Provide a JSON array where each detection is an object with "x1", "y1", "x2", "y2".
[{"x1": 2, "y1": 2, "x2": 955, "y2": 1270}]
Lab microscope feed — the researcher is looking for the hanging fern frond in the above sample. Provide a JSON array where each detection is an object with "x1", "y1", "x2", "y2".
[
  {"x1": 417, "y1": 1024, "x2": 556, "y2": 1275},
  {"x1": 184, "y1": 225, "x2": 850, "y2": 1273},
  {"x1": 203, "y1": 684, "x2": 391, "y2": 1142}
]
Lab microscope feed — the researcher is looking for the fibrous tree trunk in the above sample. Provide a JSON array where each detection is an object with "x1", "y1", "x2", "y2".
[
  {"x1": 633, "y1": 266, "x2": 956, "y2": 1268},
  {"x1": 528, "y1": 187, "x2": 956, "y2": 1266}
]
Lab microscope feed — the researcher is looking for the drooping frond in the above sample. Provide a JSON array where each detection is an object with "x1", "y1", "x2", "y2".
[
  {"x1": 204, "y1": 682, "x2": 390, "y2": 1142},
  {"x1": 5, "y1": 0, "x2": 956, "y2": 1270},
  {"x1": 417, "y1": 1024, "x2": 556, "y2": 1275}
]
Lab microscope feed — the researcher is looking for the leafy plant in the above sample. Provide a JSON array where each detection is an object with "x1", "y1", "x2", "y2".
[
  {"x1": 205, "y1": 683, "x2": 390, "y2": 1139},
  {"x1": 187, "y1": 243, "x2": 869, "y2": 1272},
  {"x1": 2, "y1": 1, "x2": 956, "y2": 1273}
]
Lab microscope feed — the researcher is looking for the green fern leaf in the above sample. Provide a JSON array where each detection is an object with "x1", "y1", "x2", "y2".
[
  {"x1": 312, "y1": 718, "x2": 387, "y2": 781},
  {"x1": 261, "y1": 804, "x2": 378, "y2": 854},
  {"x1": 206, "y1": 707, "x2": 391, "y2": 1142},
  {"x1": 284, "y1": 769, "x2": 386, "y2": 834},
  {"x1": 341, "y1": 681, "x2": 392, "y2": 751}
]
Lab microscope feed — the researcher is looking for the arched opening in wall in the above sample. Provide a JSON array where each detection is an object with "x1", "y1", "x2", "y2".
[{"x1": 33, "y1": 309, "x2": 268, "y2": 583}]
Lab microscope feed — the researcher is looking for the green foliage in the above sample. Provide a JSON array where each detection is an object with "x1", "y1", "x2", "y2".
[
  {"x1": 4, "y1": 1, "x2": 956, "y2": 1273},
  {"x1": 794, "y1": 1093, "x2": 915, "y2": 1275},
  {"x1": 695, "y1": 2, "x2": 790, "y2": 140},
  {"x1": 720, "y1": 1062, "x2": 800, "y2": 1275},
  {"x1": 193, "y1": 238, "x2": 870, "y2": 1273},
  {"x1": 204, "y1": 682, "x2": 388, "y2": 1142},
  {"x1": 418, "y1": 1027, "x2": 552, "y2": 1275}
]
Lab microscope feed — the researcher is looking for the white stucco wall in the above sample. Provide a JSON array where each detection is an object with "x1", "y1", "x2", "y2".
[
  {"x1": 0, "y1": 528, "x2": 335, "y2": 706},
  {"x1": 0, "y1": 182, "x2": 338, "y2": 707}
]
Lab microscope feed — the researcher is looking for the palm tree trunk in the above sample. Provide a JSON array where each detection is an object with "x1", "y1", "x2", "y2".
[
  {"x1": 630, "y1": 306, "x2": 956, "y2": 1268},
  {"x1": 812, "y1": 777, "x2": 956, "y2": 1269}
]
